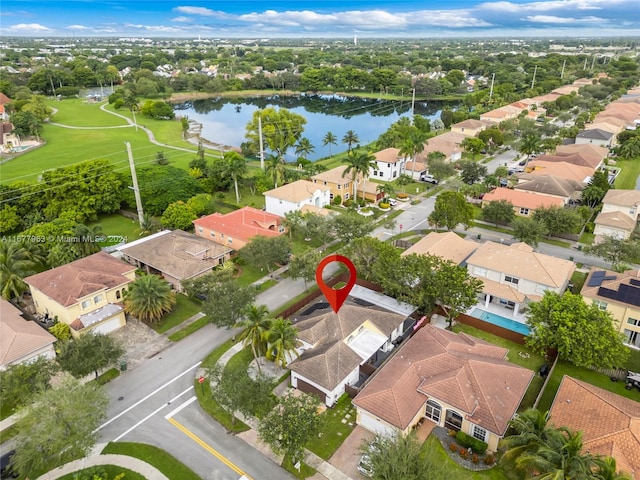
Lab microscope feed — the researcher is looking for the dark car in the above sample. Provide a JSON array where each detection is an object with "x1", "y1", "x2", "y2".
[{"x1": 1, "y1": 450, "x2": 19, "y2": 479}]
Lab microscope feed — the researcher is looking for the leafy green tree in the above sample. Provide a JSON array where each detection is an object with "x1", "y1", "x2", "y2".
[
  {"x1": 240, "y1": 235, "x2": 291, "y2": 273},
  {"x1": 482, "y1": 200, "x2": 516, "y2": 226},
  {"x1": 461, "y1": 137, "x2": 485, "y2": 160},
  {"x1": 161, "y1": 201, "x2": 197, "y2": 231},
  {"x1": 264, "y1": 318, "x2": 300, "y2": 368},
  {"x1": 123, "y1": 274, "x2": 176, "y2": 323},
  {"x1": 331, "y1": 212, "x2": 373, "y2": 243},
  {"x1": 11, "y1": 377, "x2": 109, "y2": 477},
  {"x1": 49, "y1": 322, "x2": 72, "y2": 341},
  {"x1": 585, "y1": 237, "x2": 640, "y2": 270},
  {"x1": 0, "y1": 356, "x2": 59, "y2": 412},
  {"x1": 428, "y1": 191, "x2": 474, "y2": 231},
  {"x1": 433, "y1": 260, "x2": 483, "y2": 328},
  {"x1": 512, "y1": 217, "x2": 548, "y2": 247},
  {"x1": 427, "y1": 156, "x2": 456, "y2": 182},
  {"x1": 184, "y1": 270, "x2": 256, "y2": 329},
  {"x1": 459, "y1": 160, "x2": 488, "y2": 184},
  {"x1": 0, "y1": 205, "x2": 20, "y2": 235},
  {"x1": 593, "y1": 456, "x2": 633, "y2": 480},
  {"x1": 154, "y1": 151, "x2": 169, "y2": 165},
  {"x1": 71, "y1": 223, "x2": 103, "y2": 257},
  {"x1": 344, "y1": 237, "x2": 400, "y2": 283},
  {"x1": 287, "y1": 251, "x2": 322, "y2": 292},
  {"x1": 525, "y1": 291, "x2": 629, "y2": 368},
  {"x1": 236, "y1": 304, "x2": 273, "y2": 372},
  {"x1": 245, "y1": 107, "x2": 307, "y2": 161},
  {"x1": 0, "y1": 240, "x2": 44, "y2": 300},
  {"x1": 322, "y1": 131, "x2": 338, "y2": 157},
  {"x1": 479, "y1": 128, "x2": 504, "y2": 148},
  {"x1": 10, "y1": 110, "x2": 43, "y2": 139},
  {"x1": 342, "y1": 130, "x2": 360, "y2": 155},
  {"x1": 301, "y1": 212, "x2": 334, "y2": 246},
  {"x1": 258, "y1": 392, "x2": 321, "y2": 464},
  {"x1": 518, "y1": 133, "x2": 542, "y2": 166},
  {"x1": 363, "y1": 431, "x2": 425, "y2": 480},
  {"x1": 342, "y1": 152, "x2": 364, "y2": 200},
  {"x1": 581, "y1": 170, "x2": 611, "y2": 208},
  {"x1": 532, "y1": 205, "x2": 583, "y2": 238},
  {"x1": 618, "y1": 137, "x2": 640, "y2": 160},
  {"x1": 185, "y1": 193, "x2": 215, "y2": 217},
  {"x1": 224, "y1": 151, "x2": 247, "y2": 204},
  {"x1": 57, "y1": 332, "x2": 125, "y2": 379}
]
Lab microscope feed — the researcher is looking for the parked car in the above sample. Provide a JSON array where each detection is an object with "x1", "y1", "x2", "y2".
[
  {"x1": 420, "y1": 174, "x2": 439, "y2": 184},
  {"x1": 388, "y1": 198, "x2": 397, "y2": 206},
  {"x1": 357, "y1": 454, "x2": 373, "y2": 477}
]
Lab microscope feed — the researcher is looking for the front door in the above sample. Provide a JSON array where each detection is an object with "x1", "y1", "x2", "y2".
[{"x1": 444, "y1": 410, "x2": 463, "y2": 431}]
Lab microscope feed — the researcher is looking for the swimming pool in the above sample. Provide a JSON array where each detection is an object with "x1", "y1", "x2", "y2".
[{"x1": 470, "y1": 308, "x2": 531, "y2": 336}]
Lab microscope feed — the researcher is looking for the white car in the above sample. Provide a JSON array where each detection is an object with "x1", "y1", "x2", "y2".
[
  {"x1": 357, "y1": 454, "x2": 373, "y2": 477},
  {"x1": 388, "y1": 198, "x2": 397, "y2": 206}
]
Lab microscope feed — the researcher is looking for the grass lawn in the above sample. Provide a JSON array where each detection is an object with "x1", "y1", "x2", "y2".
[
  {"x1": 306, "y1": 394, "x2": 357, "y2": 460},
  {"x1": 152, "y1": 294, "x2": 203, "y2": 334},
  {"x1": 48, "y1": 98, "x2": 128, "y2": 127},
  {"x1": 579, "y1": 232, "x2": 595, "y2": 245},
  {"x1": 57, "y1": 465, "x2": 146, "y2": 480},
  {"x1": 168, "y1": 315, "x2": 210, "y2": 342},
  {"x1": 570, "y1": 270, "x2": 588, "y2": 294},
  {"x1": 614, "y1": 158, "x2": 640, "y2": 190},
  {"x1": 101, "y1": 442, "x2": 200, "y2": 480},
  {"x1": 536, "y1": 359, "x2": 640, "y2": 413},
  {"x1": 626, "y1": 348, "x2": 640, "y2": 371},
  {"x1": 282, "y1": 455, "x2": 317, "y2": 479},
  {"x1": 89, "y1": 213, "x2": 144, "y2": 245}
]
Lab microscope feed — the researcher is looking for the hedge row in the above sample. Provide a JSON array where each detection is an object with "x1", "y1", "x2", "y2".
[{"x1": 455, "y1": 431, "x2": 488, "y2": 454}]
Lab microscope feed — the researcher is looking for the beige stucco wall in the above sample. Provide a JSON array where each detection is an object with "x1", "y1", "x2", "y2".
[{"x1": 582, "y1": 294, "x2": 640, "y2": 344}]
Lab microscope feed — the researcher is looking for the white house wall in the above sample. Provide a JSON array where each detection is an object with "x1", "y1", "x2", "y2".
[{"x1": 291, "y1": 367, "x2": 359, "y2": 407}]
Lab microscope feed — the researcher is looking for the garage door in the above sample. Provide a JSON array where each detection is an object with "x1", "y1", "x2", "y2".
[
  {"x1": 358, "y1": 410, "x2": 396, "y2": 437},
  {"x1": 91, "y1": 317, "x2": 123, "y2": 335},
  {"x1": 296, "y1": 379, "x2": 327, "y2": 404}
]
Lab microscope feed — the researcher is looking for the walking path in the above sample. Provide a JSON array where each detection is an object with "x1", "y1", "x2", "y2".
[{"x1": 35, "y1": 452, "x2": 169, "y2": 480}]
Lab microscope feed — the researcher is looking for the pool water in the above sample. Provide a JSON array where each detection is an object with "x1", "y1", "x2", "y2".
[{"x1": 470, "y1": 308, "x2": 531, "y2": 336}]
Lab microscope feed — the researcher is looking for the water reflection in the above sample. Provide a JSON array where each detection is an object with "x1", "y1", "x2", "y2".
[{"x1": 174, "y1": 94, "x2": 455, "y2": 161}]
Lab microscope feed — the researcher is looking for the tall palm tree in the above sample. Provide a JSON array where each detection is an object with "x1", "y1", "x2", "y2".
[
  {"x1": 352, "y1": 151, "x2": 377, "y2": 202},
  {"x1": 399, "y1": 130, "x2": 427, "y2": 179},
  {"x1": 264, "y1": 318, "x2": 301, "y2": 368},
  {"x1": 519, "y1": 133, "x2": 542, "y2": 168},
  {"x1": 342, "y1": 153, "x2": 361, "y2": 201},
  {"x1": 593, "y1": 456, "x2": 632, "y2": 480},
  {"x1": 0, "y1": 241, "x2": 44, "y2": 300},
  {"x1": 73, "y1": 223, "x2": 103, "y2": 257},
  {"x1": 224, "y1": 151, "x2": 247, "y2": 204},
  {"x1": 323, "y1": 131, "x2": 337, "y2": 158},
  {"x1": 236, "y1": 304, "x2": 273, "y2": 373},
  {"x1": 294, "y1": 137, "x2": 315, "y2": 162},
  {"x1": 376, "y1": 183, "x2": 395, "y2": 201},
  {"x1": 265, "y1": 154, "x2": 286, "y2": 188},
  {"x1": 342, "y1": 130, "x2": 360, "y2": 155},
  {"x1": 123, "y1": 274, "x2": 176, "y2": 324},
  {"x1": 501, "y1": 409, "x2": 559, "y2": 464}
]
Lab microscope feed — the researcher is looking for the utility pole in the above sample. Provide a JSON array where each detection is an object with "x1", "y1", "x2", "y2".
[
  {"x1": 488, "y1": 73, "x2": 495, "y2": 102},
  {"x1": 531, "y1": 65, "x2": 538, "y2": 90},
  {"x1": 591, "y1": 55, "x2": 596, "y2": 70},
  {"x1": 583, "y1": 57, "x2": 588, "y2": 70},
  {"x1": 410, "y1": 88, "x2": 416, "y2": 125},
  {"x1": 125, "y1": 142, "x2": 145, "y2": 228},
  {"x1": 560, "y1": 59, "x2": 566, "y2": 80},
  {"x1": 258, "y1": 114, "x2": 264, "y2": 170}
]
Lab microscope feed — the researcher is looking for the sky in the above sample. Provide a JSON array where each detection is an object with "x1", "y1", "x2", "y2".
[{"x1": 1, "y1": 0, "x2": 639, "y2": 38}]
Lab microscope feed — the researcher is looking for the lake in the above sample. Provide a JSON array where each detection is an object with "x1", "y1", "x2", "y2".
[{"x1": 173, "y1": 94, "x2": 456, "y2": 161}]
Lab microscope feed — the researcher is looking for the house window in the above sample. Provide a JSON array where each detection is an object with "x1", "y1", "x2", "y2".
[
  {"x1": 329, "y1": 194, "x2": 334, "y2": 200},
  {"x1": 593, "y1": 300, "x2": 608, "y2": 311},
  {"x1": 116, "y1": 290, "x2": 121, "y2": 300},
  {"x1": 93, "y1": 294, "x2": 103, "y2": 303},
  {"x1": 444, "y1": 410, "x2": 463, "y2": 431},
  {"x1": 519, "y1": 207, "x2": 530, "y2": 215},
  {"x1": 373, "y1": 171, "x2": 378, "y2": 176},
  {"x1": 473, "y1": 267, "x2": 487, "y2": 277},
  {"x1": 472, "y1": 425, "x2": 487, "y2": 442},
  {"x1": 624, "y1": 329, "x2": 640, "y2": 348},
  {"x1": 504, "y1": 275, "x2": 519, "y2": 285},
  {"x1": 198, "y1": 227, "x2": 203, "y2": 233},
  {"x1": 337, "y1": 185, "x2": 341, "y2": 190},
  {"x1": 393, "y1": 171, "x2": 397, "y2": 178},
  {"x1": 425, "y1": 400, "x2": 441, "y2": 423},
  {"x1": 228, "y1": 238, "x2": 233, "y2": 244},
  {"x1": 627, "y1": 318, "x2": 640, "y2": 326},
  {"x1": 210, "y1": 232, "x2": 215, "y2": 238},
  {"x1": 81, "y1": 299, "x2": 91, "y2": 309},
  {"x1": 345, "y1": 193, "x2": 350, "y2": 200}
]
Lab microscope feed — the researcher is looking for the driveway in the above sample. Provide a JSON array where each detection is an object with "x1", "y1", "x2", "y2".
[{"x1": 329, "y1": 426, "x2": 375, "y2": 479}]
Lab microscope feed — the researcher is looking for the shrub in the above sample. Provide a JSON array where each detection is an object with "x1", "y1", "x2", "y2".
[
  {"x1": 472, "y1": 454, "x2": 479, "y2": 464},
  {"x1": 484, "y1": 454, "x2": 496, "y2": 465},
  {"x1": 344, "y1": 199, "x2": 353, "y2": 207},
  {"x1": 459, "y1": 447, "x2": 469, "y2": 458},
  {"x1": 455, "y1": 431, "x2": 488, "y2": 455},
  {"x1": 379, "y1": 202, "x2": 390, "y2": 209},
  {"x1": 333, "y1": 195, "x2": 342, "y2": 206},
  {"x1": 397, "y1": 193, "x2": 408, "y2": 199},
  {"x1": 449, "y1": 442, "x2": 458, "y2": 452},
  {"x1": 448, "y1": 429, "x2": 457, "y2": 437}
]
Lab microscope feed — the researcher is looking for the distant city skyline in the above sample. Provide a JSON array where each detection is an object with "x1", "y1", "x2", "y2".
[{"x1": 1, "y1": 0, "x2": 639, "y2": 38}]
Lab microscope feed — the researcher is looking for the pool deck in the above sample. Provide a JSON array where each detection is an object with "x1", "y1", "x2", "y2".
[{"x1": 466, "y1": 302, "x2": 531, "y2": 334}]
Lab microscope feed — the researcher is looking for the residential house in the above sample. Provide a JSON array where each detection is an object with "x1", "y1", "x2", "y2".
[
  {"x1": 117, "y1": 230, "x2": 232, "y2": 292},
  {"x1": 450, "y1": 119, "x2": 486, "y2": 137},
  {"x1": 371, "y1": 148, "x2": 406, "y2": 181},
  {"x1": 193, "y1": 206, "x2": 284, "y2": 250},
  {"x1": 0, "y1": 299, "x2": 56, "y2": 370},
  {"x1": 24, "y1": 251, "x2": 136, "y2": 337},
  {"x1": 353, "y1": 324, "x2": 534, "y2": 452},
  {"x1": 288, "y1": 301, "x2": 409, "y2": 408},
  {"x1": 594, "y1": 190, "x2": 640, "y2": 242},
  {"x1": 311, "y1": 165, "x2": 382, "y2": 204},
  {"x1": 402, "y1": 231, "x2": 478, "y2": 265},
  {"x1": 404, "y1": 160, "x2": 427, "y2": 181},
  {"x1": 416, "y1": 131, "x2": 465, "y2": 164},
  {"x1": 513, "y1": 175, "x2": 584, "y2": 204},
  {"x1": 549, "y1": 376, "x2": 640, "y2": 478},
  {"x1": 580, "y1": 267, "x2": 640, "y2": 348},
  {"x1": 555, "y1": 144, "x2": 609, "y2": 170},
  {"x1": 466, "y1": 242, "x2": 575, "y2": 318},
  {"x1": 479, "y1": 106, "x2": 520, "y2": 124},
  {"x1": 263, "y1": 180, "x2": 331, "y2": 217},
  {"x1": 523, "y1": 160, "x2": 594, "y2": 184},
  {"x1": 481, "y1": 187, "x2": 565, "y2": 217},
  {"x1": 576, "y1": 128, "x2": 615, "y2": 148}
]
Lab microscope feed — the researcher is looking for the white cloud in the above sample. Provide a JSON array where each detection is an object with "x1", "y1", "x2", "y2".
[
  {"x1": 67, "y1": 24, "x2": 89, "y2": 30},
  {"x1": 478, "y1": 0, "x2": 630, "y2": 13},
  {"x1": 525, "y1": 14, "x2": 604, "y2": 22},
  {"x1": 5, "y1": 23, "x2": 52, "y2": 32},
  {"x1": 174, "y1": 6, "x2": 220, "y2": 17},
  {"x1": 171, "y1": 16, "x2": 192, "y2": 23}
]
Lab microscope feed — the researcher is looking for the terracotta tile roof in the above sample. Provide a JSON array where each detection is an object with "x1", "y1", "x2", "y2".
[
  {"x1": 264, "y1": 180, "x2": 330, "y2": 202},
  {"x1": 25, "y1": 251, "x2": 135, "y2": 307},
  {"x1": 0, "y1": 93, "x2": 11, "y2": 104},
  {"x1": 482, "y1": 187, "x2": 565, "y2": 210},
  {"x1": 588, "y1": 121, "x2": 626, "y2": 134},
  {"x1": 354, "y1": 325, "x2": 533, "y2": 433},
  {"x1": 514, "y1": 175, "x2": 583, "y2": 199},
  {"x1": 525, "y1": 161, "x2": 593, "y2": 183},
  {"x1": 602, "y1": 189, "x2": 640, "y2": 208},
  {"x1": 479, "y1": 278, "x2": 526, "y2": 303},
  {"x1": 552, "y1": 85, "x2": 581, "y2": 95},
  {"x1": 467, "y1": 241, "x2": 575, "y2": 288},
  {"x1": 594, "y1": 211, "x2": 637, "y2": 230},
  {"x1": 0, "y1": 300, "x2": 55, "y2": 366},
  {"x1": 452, "y1": 119, "x2": 486, "y2": 130},
  {"x1": 555, "y1": 144, "x2": 608, "y2": 168},
  {"x1": 300, "y1": 204, "x2": 335, "y2": 216},
  {"x1": 580, "y1": 266, "x2": 640, "y2": 307},
  {"x1": 402, "y1": 231, "x2": 478, "y2": 265},
  {"x1": 549, "y1": 376, "x2": 640, "y2": 478},
  {"x1": 288, "y1": 303, "x2": 407, "y2": 391},
  {"x1": 592, "y1": 116, "x2": 628, "y2": 130},
  {"x1": 374, "y1": 148, "x2": 402, "y2": 164},
  {"x1": 311, "y1": 165, "x2": 358, "y2": 185},
  {"x1": 118, "y1": 230, "x2": 232, "y2": 282},
  {"x1": 193, "y1": 207, "x2": 283, "y2": 244}
]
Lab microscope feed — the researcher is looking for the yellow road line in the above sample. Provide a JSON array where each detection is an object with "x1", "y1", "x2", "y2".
[{"x1": 167, "y1": 417, "x2": 253, "y2": 480}]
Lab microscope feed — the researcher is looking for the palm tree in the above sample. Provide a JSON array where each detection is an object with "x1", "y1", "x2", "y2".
[
  {"x1": 265, "y1": 154, "x2": 286, "y2": 188},
  {"x1": 264, "y1": 318, "x2": 301, "y2": 368},
  {"x1": 342, "y1": 130, "x2": 360, "y2": 155},
  {"x1": 139, "y1": 213, "x2": 162, "y2": 237},
  {"x1": 224, "y1": 151, "x2": 247, "y2": 204},
  {"x1": 123, "y1": 274, "x2": 176, "y2": 323},
  {"x1": 294, "y1": 137, "x2": 315, "y2": 162},
  {"x1": 236, "y1": 304, "x2": 273, "y2": 373},
  {"x1": 399, "y1": 130, "x2": 427, "y2": 179},
  {"x1": 519, "y1": 133, "x2": 542, "y2": 167},
  {"x1": 352, "y1": 151, "x2": 377, "y2": 202},
  {"x1": 0, "y1": 241, "x2": 44, "y2": 300},
  {"x1": 73, "y1": 223, "x2": 103, "y2": 257},
  {"x1": 376, "y1": 183, "x2": 395, "y2": 201},
  {"x1": 593, "y1": 456, "x2": 632, "y2": 480},
  {"x1": 342, "y1": 154, "x2": 361, "y2": 201},
  {"x1": 323, "y1": 131, "x2": 337, "y2": 158},
  {"x1": 501, "y1": 409, "x2": 559, "y2": 464}
]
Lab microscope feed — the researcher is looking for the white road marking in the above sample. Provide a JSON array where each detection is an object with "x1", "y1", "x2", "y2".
[
  {"x1": 164, "y1": 395, "x2": 198, "y2": 419},
  {"x1": 112, "y1": 386, "x2": 195, "y2": 441},
  {"x1": 408, "y1": 218, "x2": 429, "y2": 231},
  {"x1": 96, "y1": 361, "x2": 201, "y2": 431}
]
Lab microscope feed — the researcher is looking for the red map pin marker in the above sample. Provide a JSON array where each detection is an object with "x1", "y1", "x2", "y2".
[{"x1": 315, "y1": 254, "x2": 357, "y2": 314}]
